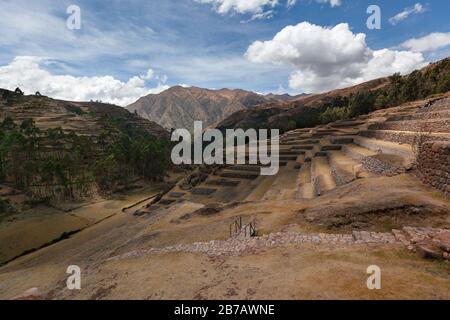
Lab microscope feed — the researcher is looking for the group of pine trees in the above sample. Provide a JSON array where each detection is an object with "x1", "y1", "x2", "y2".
[
  {"x1": 286, "y1": 58, "x2": 450, "y2": 130},
  {"x1": 0, "y1": 115, "x2": 170, "y2": 203}
]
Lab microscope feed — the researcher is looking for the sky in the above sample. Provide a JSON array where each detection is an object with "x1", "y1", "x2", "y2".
[{"x1": 0, "y1": 0, "x2": 449, "y2": 106}]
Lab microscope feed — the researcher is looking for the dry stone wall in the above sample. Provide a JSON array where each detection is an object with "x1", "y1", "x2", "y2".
[
  {"x1": 417, "y1": 141, "x2": 450, "y2": 196},
  {"x1": 368, "y1": 119, "x2": 450, "y2": 133}
]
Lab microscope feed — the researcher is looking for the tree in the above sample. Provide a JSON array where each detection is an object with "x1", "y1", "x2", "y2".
[{"x1": 348, "y1": 91, "x2": 375, "y2": 117}]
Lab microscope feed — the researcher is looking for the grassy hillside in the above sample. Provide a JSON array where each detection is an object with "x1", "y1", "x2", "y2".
[
  {"x1": 0, "y1": 89, "x2": 171, "y2": 204},
  {"x1": 217, "y1": 57, "x2": 450, "y2": 132}
]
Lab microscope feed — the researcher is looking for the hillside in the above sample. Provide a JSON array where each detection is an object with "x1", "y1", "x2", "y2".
[
  {"x1": 265, "y1": 93, "x2": 310, "y2": 101},
  {"x1": 1, "y1": 63, "x2": 449, "y2": 301},
  {"x1": 2, "y1": 92, "x2": 449, "y2": 299},
  {"x1": 217, "y1": 58, "x2": 450, "y2": 132},
  {"x1": 0, "y1": 89, "x2": 171, "y2": 204},
  {"x1": 126, "y1": 86, "x2": 276, "y2": 130}
]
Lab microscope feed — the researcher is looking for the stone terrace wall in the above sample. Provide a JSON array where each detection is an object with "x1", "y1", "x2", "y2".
[
  {"x1": 416, "y1": 141, "x2": 450, "y2": 196},
  {"x1": 360, "y1": 130, "x2": 448, "y2": 145},
  {"x1": 368, "y1": 119, "x2": 450, "y2": 133}
]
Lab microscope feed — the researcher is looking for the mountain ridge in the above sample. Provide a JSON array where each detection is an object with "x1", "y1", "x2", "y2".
[
  {"x1": 216, "y1": 57, "x2": 450, "y2": 132},
  {"x1": 126, "y1": 86, "x2": 278, "y2": 130}
]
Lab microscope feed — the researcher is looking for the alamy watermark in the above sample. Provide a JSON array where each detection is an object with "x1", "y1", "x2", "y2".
[
  {"x1": 66, "y1": 265, "x2": 81, "y2": 290},
  {"x1": 367, "y1": 5, "x2": 381, "y2": 30},
  {"x1": 171, "y1": 121, "x2": 280, "y2": 176},
  {"x1": 366, "y1": 265, "x2": 381, "y2": 290},
  {"x1": 66, "y1": 5, "x2": 81, "y2": 30}
]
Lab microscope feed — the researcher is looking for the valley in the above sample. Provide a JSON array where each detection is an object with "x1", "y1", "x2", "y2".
[
  {"x1": 2, "y1": 0, "x2": 450, "y2": 305},
  {"x1": 1, "y1": 84, "x2": 449, "y2": 299}
]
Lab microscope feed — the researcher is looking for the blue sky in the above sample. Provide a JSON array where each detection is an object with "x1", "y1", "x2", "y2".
[{"x1": 0, "y1": 0, "x2": 449, "y2": 105}]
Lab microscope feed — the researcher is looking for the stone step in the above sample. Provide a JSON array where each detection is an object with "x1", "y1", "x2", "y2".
[
  {"x1": 360, "y1": 129, "x2": 450, "y2": 145},
  {"x1": 278, "y1": 155, "x2": 299, "y2": 161},
  {"x1": 352, "y1": 136, "x2": 415, "y2": 168},
  {"x1": 245, "y1": 175, "x2": 278, "y2": 201},
  {"x1": 316, "y1": 129, "x2": 341, "y2": 134},
  {"x1": 205, "y1": 179, "x2": 241, "y2": 187},
  {"x1": 330, "y1": 136, "x2": 354, "y2": 144},
  {"x1": 289, "y1": 145, "x2": 315, "y2": 150},
  {"x1": 227, "y1": 165, "x2": 262, "y2": 172},
  {"x1": 369, "y1": 119, "x2": 450, "y2": 133},
  {"x1": 291, "y1": 139, "x2": 320, "y2": 144},
  {"x1": 297, "y1": 162, "x2": 315, "y2": 199},
  {"x1": 227, "y1": 156, "x2": 289, "y2": 166},
  {"x1": 311, "y1": 157, "x2": 337, "y2": 196},
  {"x1": 341, "y1": 143, "x2": 377, "y2": 161},
  {"x1": 191, "y1": 187, "x2": 218, "y2": 195},
  {"x1": 168, "y1": 192, "x2": 186, "y2": 198},
  {"x1": 263, "y1": 163, "x2": 300, "y2": 200},
  {"x1": 159, "y1": 199, "x2": 176, "y2": 206},
  {"x1": 314, "y1": 152, "x2": 328, "y2": 157},
  {"x1": 228, "y1": 161, "x2": 288, "y2": 167},
  {"x1": 330, "y1": 121, "x2": 366, "y2": 128},
  {"x1": 386, "y1": 109, "x2": 450, "y2": 122},
  {"x1": 280, "y1": 150, "x2": 306, "y2": 155},
  {"x1": 311, "y1": 132, "x2": 331, "y2": 138},
  {"x1": 321, "y1": 145, "x2": 342, "y2": 151},
  {"x1": 328, "y1": 151, "x2": 372, "y2": 186},
  {"x1": 219, "y1": 170, "x2": 260, "y2": 180}
]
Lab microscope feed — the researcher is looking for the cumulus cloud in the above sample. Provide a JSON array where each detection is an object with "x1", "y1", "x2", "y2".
[
  {"x1": 0, "y1": 56, "x2": 169, "y2": 106},
  {"x1": 389, "y1": 3, "x2": 425, "y2": 25},
  {"x1": 246, "y1": 22, "x2": 425, "y2": 93},
  {"x1": 401, "y1": 32, "x2": 450, "y2": 52}
]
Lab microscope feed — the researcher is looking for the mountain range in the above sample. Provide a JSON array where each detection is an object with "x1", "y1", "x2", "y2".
[{"x1": 126, "y1": 86, "x2": 303, "y2": 130}]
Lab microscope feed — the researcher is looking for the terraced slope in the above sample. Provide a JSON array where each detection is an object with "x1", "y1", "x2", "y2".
[
  {"x1": 0, "y1": 88, "x2": 171, "y2": 203},
  {"x1": 1, "y1": 95, "x2": 449, "y2": 300},
  {"x1": 0, "y1": 89, "x2": 169, "y2": 139},
  {"x1": 136, "y1": 94, "x2": 449, "y2": 214}
]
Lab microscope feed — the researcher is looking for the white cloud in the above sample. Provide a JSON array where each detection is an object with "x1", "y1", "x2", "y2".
[
  {"x1": 315, "y1": 0, "x2": 342, "y2": 7},
  {"x1": 195, "y1": 0, "x2": 278, "y2": 15},
  {"x1": 389, "y1": 3, "x2": 425, "y2": 25},
  {"x1": 246, "y1": 22, "x2": 425, "y2": 93},
  {"x1": 401, "y1": 32, "x2": 450, "y2": 52},
  {"x1": 241, "y1": 10, "x2": 275, "y2": 23},
  {"x1": 0, "y1": 0, "x2": 166, "y2": 63},
  {"x1": 287, "y1": 0, "x2": 297, "y2": 8},
  {"x1": 0, "y1": 56, "x2": 169, "y2": 106},
  {"x1": 195, "y1": 0, "x2": 341, "y2": 17}
]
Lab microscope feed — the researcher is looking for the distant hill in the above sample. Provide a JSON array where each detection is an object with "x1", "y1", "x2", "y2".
[
  {"x1": 0, "y1": 89, "x2": 170, "y2": 201},
  {"x1": 126, "y1": 86, "x2": 277, "y2": 130},
  {"x1": 265, "y1": 93, "x2": 310, "y2": 101}
]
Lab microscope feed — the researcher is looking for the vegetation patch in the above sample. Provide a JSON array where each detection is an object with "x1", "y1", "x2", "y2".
[
  {"x1": 64, "y1": 105, "x2": 86, "y2": 115},
  {"x1": 0, "y1": 113, "x2": 171, "y2": 202}
]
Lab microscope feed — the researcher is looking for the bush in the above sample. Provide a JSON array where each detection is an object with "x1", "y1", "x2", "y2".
[
  {"x1": 319, "y1": 106, "x2": 351, "y2": 124},
  {"x1": 0, "y1": 198, "x2": 13, "y2": 214}
]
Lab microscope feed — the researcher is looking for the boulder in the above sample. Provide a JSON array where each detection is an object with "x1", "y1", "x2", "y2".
[{"x1": 416, "y1": 244, "x2": 442, "y2": 260}]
